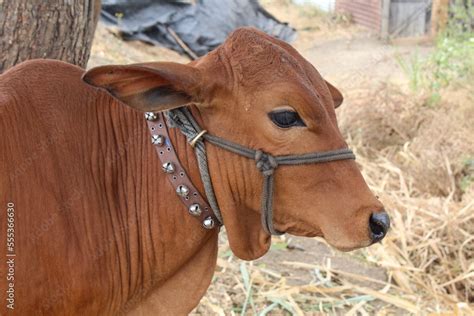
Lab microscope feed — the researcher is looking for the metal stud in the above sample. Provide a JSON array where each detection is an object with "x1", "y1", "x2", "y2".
[
  {"x1": 145, "y1": 112, "x2": 157, "y2": 121},
  {"x1": 202, "y1": 217, "x2": 215, "y2": 229},
  {"x1": 162, "y1": 162, "x2": 175, "y2": 174},
  {"x1": 151, "y1": 135, "x2": 164, "y2": 146},
  {"x1": 176, "y1": 185, "x2": 189, "y2": 197},
  {"x1": 189, "y1": 204, "x2": 201, "y2": 217}
]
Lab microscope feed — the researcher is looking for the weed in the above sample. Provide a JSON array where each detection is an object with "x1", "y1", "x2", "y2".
[
  {"x1": 398, "y1": 1, "x2": 474, "y2": 104},
  {"x1": 395, "y1": 51, "x2": 424, "y2": 91}
]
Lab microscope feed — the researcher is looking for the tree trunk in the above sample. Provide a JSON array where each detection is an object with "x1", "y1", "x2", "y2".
[
  {"x1": 0, "y1": 0, "x2": 101, "y2": 72},
  {"x1": 431, "y1": 0, "x2": 450, "y2": 37}
]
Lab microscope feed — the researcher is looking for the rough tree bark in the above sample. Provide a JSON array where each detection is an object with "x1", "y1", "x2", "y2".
[{"x1": 0, "y1": 0, "x2": 101, "y2": 72}]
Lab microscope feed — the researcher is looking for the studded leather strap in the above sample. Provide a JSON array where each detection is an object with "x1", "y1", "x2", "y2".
[{"x1": 145, "y1": 112, "x2": 219, "y2": 230}]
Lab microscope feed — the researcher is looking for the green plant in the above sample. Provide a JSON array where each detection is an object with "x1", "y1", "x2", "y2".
[
  {"x1": 459, "y1": 158, "x2": 474, "y2": 193},
  {"x1": 427, "y1": 34, "x2": 474, "y2": 96},
  {"x1": 395, "y1": 51, "x2": 424, "y2": 91},
  {"x1": 446, "y1": 0, "x2": 474, "y2": 39},
  {"x1": 397, "y1": 0, "x2": 474, "y2": 103}
]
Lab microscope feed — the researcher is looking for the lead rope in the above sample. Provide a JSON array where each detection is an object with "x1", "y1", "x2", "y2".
[{"x1": 167, "y1": 107, "x2": 356, "y2": 235}]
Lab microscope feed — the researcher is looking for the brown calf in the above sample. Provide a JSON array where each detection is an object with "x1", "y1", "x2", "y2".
[{"x1": 0, "y1": 28, "x2": 388, "y2": 315}]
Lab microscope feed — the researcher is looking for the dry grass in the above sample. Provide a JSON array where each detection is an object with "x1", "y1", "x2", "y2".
[
  {"x1": 339, "y1": 83, "x2": 474, "y2": 313},
  {"x1": 340, "y1": 83, "x2": 474, "y2": 198}
]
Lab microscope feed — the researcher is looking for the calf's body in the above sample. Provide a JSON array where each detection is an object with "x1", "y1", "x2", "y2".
[
  {"x1": 0, "y1": 60, "x2": 216, "y2": 315},
  {"x1": 0, "y1": 27, "x2": 388, "y2": 315}
]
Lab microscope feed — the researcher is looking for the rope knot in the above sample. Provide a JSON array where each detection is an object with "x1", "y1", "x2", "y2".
[{"x1": 255, "y1": 150, "x2": 278, "y2": 176}]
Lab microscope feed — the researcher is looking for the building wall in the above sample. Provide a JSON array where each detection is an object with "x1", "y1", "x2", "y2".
[
  {"x1": 389, "y1": 0, "x2": 430, "y2": 37},
  {"x1": 336, "y1": 0, "x2": 382, "y2": 31}
]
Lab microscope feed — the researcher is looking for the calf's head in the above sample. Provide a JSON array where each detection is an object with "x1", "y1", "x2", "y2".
[{"x1": 83, "y1": 27, "x2": 389, "y2": 260}]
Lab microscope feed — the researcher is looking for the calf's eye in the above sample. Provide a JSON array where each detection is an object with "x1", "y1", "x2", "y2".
[{"x1": 268, "y1": 110, "x2": 306, "y2": 128}]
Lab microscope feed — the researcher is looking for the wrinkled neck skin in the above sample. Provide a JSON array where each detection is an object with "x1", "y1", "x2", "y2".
[
  {"x1": 190, "y1": 106, "x2": 272, "y2": 260},
  {"x1": 131, "y1": 105, "x2": 267, "y2": 313},
  {"x1": 108, "y1": 103, "x2": 220, "y2": 315}
]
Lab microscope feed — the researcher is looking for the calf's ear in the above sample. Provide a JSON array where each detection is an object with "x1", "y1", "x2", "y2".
[
  {"x1": 325, "y1": 80, "x2": 344, "y2": 108},
  {"x1": 82, "y1": 62, "x2": 202, "y2": 112}
]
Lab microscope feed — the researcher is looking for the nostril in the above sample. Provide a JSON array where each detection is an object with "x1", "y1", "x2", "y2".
[
  {"x1": 369, "y1": 211, "x2": 390, "y2": 243},
  {"x1": 369, "y1": 219, "x2": 385, "y2": 237}
]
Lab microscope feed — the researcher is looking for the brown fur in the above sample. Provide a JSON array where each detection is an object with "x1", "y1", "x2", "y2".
[{"x1": 0, "y1": 28, "x2": 383, "y2": 315}]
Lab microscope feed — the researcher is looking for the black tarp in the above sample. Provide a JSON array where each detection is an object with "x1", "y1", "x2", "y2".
[{"x1": 101, "y1": 0, "x2": 296, "y2": 58}]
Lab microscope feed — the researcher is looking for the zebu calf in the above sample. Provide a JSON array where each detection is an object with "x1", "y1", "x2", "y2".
[{"x1": 0, "y1": 28, "x2": 388, "y2": 315}]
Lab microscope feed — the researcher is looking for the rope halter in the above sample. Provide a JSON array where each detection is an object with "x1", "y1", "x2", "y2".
[{"x1": 167, "y1": 107, "x2": 356, "y2": 235}]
